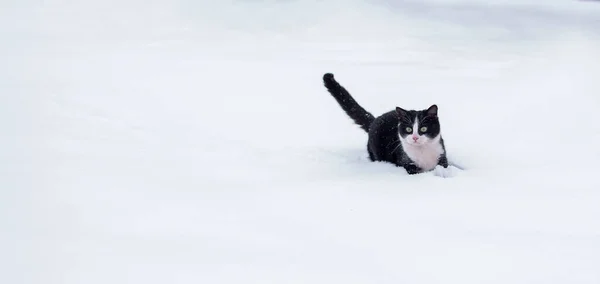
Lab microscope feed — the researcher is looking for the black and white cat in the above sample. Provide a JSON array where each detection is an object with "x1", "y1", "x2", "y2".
[{"x1": 322, "y1": 73, "x2": 454, "y2": 177}]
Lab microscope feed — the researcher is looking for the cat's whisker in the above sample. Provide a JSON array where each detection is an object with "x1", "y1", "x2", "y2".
[{"x1": 391, "y1": 142, "x2": 402, "y2": 153}]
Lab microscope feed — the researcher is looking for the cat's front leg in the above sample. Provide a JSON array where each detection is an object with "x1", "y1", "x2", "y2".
[
  {"x1": 433, "y1": 154, "x2": 455, "y2": 178},
  {"x1": 404, "y1": 164, "x2": 422, "y2": 175},
  {"x1": 438, "y1": 154, "x2": 449, "y2": 168}
]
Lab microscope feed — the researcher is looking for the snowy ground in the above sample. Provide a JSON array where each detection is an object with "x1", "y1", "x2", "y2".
[{"x1": 3, "y1": 0, "x2": 600, "y2": 283}]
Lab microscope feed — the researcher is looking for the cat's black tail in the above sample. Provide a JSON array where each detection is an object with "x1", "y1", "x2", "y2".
[{"x1": 322, "y1": 73, "x2": 375, "y2": 133}]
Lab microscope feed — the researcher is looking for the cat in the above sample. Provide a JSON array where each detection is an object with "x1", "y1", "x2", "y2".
[{"x1": 322, "y1": 73, "x2": 453, "y2": 177}]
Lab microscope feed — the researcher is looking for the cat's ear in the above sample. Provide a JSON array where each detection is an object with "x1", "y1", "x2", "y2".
[
  {"x1": 395, "y1": 107, "x2": 408, "y2": 118},
  {"x1": 426, "y1": 104, "x2": 438, "y2": 117}
]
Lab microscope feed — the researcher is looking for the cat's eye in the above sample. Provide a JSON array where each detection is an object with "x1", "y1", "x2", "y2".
[
  {"x1": 405, "y1": 127, "x2": 413, "y2": 133},
  {"x1": 420, "y1": 127, "x2": 428, "y2": 132}
]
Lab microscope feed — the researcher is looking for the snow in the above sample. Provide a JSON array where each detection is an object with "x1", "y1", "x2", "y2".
[{"x1": 3, "y1": 0, "x2": 600, "y2": 283}]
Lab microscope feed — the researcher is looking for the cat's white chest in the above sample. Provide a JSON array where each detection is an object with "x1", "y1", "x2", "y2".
[{"x1": 401, "y1": 141, "x2": 444, "y2": 171}]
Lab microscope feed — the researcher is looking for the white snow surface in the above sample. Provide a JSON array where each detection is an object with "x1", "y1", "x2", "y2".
[{"x1": 3, "y1": 0, "x2": 600, "y2": 283}]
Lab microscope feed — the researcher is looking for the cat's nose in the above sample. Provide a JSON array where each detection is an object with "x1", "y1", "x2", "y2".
[{"x1": 412, "y1": 136, "x2": 419, "y2": 141}]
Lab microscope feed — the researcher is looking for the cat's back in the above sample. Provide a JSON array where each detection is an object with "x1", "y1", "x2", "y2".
[
  {"x1": 368, "y1": 110, "x2": 399, "y2": 133},
  {"x1": 367, "y1": 110, "x2": 401, "y2": 163}
]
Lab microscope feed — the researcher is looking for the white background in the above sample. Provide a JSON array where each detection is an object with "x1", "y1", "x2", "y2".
[{"x1": 2, "y1": 0, "x2": 600, "y2": 283}]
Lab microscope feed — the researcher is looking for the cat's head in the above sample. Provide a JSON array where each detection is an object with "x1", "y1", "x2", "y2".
[{"x1": 395, "y1": 105, "x2": 441, "y2": 146}]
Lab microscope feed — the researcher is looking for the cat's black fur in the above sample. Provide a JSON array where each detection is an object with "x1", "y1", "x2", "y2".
[{"x1": 322, "y1": 73, "x2": 449, "y2": 175}]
